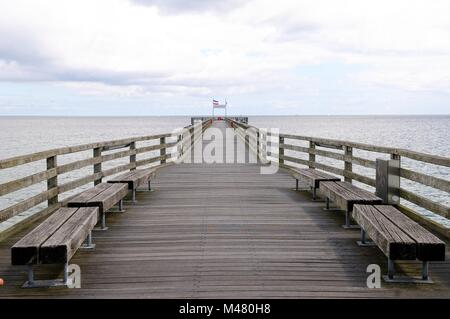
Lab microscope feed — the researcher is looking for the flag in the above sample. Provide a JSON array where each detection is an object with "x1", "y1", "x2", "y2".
[{"x1": 212, "y1": 99, "x2": 219, "y2": 106}]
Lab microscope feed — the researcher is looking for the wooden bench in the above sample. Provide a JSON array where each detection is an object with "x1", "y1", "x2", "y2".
[
  {"x1": 289, "y1": 168, "x2": 340, "y2": 200},
  {"x1": 319, "y1": 181, "x2": 382, "y2": 228},
  {"x1": 68, "y1": 183, "x2": 128, "y2": 231},
  {"x1": 11, "y1": 207, "x2": 98, "y2": 288},
  {"x1": 107, "y1": 169, "x2": 155, "y2": 203},
  {"x1": 353, "y1": 204, "x2": 446, "y2": 283}
]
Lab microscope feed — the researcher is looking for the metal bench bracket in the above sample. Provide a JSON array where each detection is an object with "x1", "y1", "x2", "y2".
[
  {"x1": 108, "y1": 200, "x2": 126, "y2": 214},
  {"x1": 323, "y1": 198, "x2": 341, "y2": 211},
  {"x1": 356, "y1": 229, "x2": 376, "y2": 246},
  {"x1": 383, "y1": 259, "x2": 433, "y2": 284},
  {"x1": 22, "y1": 263, "x2": 71, "y2": 288},
  {"x1": 94, "y1": 212, "x2": 109, "y2": 231},
  {"x1": 342, "y1": 211, "x2": 360, "y2": 229},
  {"x1": 80, "y1": 231, "x2": 96, "y2": 250}
]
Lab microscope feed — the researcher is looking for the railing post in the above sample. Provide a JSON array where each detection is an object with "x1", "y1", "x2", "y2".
[
  {"x1": 375, "y1": 155, "x2": 400, "y2": 205},
  {"x1": 309, "y1": 141, "x2": 315, "y2": 169},
  {"x1": 160, "y1": 137, "x2": 166, "y2": 164},
  {"x1": 177, "y1": 134, "x2": 182, "y2": 159},
  {"x1": 93, "y1": 147, "x2": 102, "y2": 185},
  {"x1": 130, "y1": 141, "x2": 136, "y2": 171},
  {"x1": 256, "y1": 131, "x2": 260, "y2": 157},
  {"x1": 263, "y1": 132, "x2": 268, "y2": 160},
  {"x1": 344, "y1": 146, "x2": 353, "y2": 183},
  {"x1": 46, "y1": 155, "x2": 58, "y2": 206},
  {"x1": 279, "y1": 136, "x2": 284, "y2": 165}
]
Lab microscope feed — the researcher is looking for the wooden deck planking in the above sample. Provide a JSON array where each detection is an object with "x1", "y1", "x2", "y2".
[{"x1": 0, "y1": 120, "x2": 449, "y2": 298}]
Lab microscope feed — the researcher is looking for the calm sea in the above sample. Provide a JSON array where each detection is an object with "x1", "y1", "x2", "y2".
[{"x1": 0, "y1": 115, "x2": 449, "y2": 227}]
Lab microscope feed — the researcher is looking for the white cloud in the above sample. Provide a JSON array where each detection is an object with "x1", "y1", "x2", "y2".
[{"x1": 0, "y1": 0, "x2": 450, "y2": 106}]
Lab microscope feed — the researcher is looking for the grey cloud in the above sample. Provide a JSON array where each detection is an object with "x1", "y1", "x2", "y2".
[{"x1": 0, "y1": 29, "x2": 50, "y2": 65}]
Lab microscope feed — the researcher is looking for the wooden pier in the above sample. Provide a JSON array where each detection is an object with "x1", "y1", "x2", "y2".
[{"x1": 0, "y1": 119, "x2": 449, "y2": 298}]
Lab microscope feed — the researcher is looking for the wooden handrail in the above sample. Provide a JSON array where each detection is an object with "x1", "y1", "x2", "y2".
[
  {"x1": 0, "y1": 132, "x2": 174, "y2": 169},
  {"x1": 227, "y1": 118, "x2": 450, "y2": 238},
  {"x1": 263, "y1": 131, "x2": 450, "y2": 167},
  {"x1": 0, "y1": 120, "x2": 213, "y2": 227}
]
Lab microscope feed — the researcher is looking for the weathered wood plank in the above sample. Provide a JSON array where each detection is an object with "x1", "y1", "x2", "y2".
[
  {"x1": 374, "y1": 205, "x2": 446, "y2": 261},
  {"x1": 11, "y1": 208, "x2": 79, "y2": 265},
  {"x1": 88, "y1": 183, "x2": 128, "y2": 212},
  {"x1": 108, "y1": 169, "x2": 155, "y2": 190},
  {"x1": 136, "y1": 142, "x2": 177, "y2": 154},
  {"x1": 399, "y1": 188, "x2": 449, "y2": 218},
  {"x1": 320, "y1": 181, "x2": 359, "y2": 212},
  {"x1": 67, "y1": 183, "x2": 110, "y2": 206},
  {"x1": 58, "y1": 172, "x2": 102, "y2": 194},
  {"x1": 40, "y1": 207, "x2": 98, "y2": 264},
  {"x1": 0, "y1": 188, "x2": 59, "y2": 222},
  {"x1": 290, "y1": 168, "x2": 340, "y2": 189},
  {"x1": 0, "y1": 168, "x2": 57, "y2": 196},
  {"x1": 352, "y1": 204, "x2": 417, "y2": 260},
  {"x1": 102, "y1": 163, "x2": 135, "y2": 178},
  {"x1": 319, "y1": 181, "x2": 382, "y2": 212},
  {"x1": 336, "y1": 181, "x2": 381, "y2": 201},
  {"x1": 0, "y1": 133, "x2": 174, "y2": 169},
  {"x1": 400, "y1": 168, "x2": 450, "y2": 193},
  {"x1": 136, "y1": 154, "x2": 171, "y2": 167}
]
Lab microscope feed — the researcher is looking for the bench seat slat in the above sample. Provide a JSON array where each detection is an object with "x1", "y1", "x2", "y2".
[
  {"x1": 291, "y1": 168, "x2": 340, "y2": 188},
  {"x1": 108, "y1": 169, "x2": 155, "y2": 190},
  {"x1": 109, "y1": 171, "x2": 136, "y2": 181},
  {"x1": 327, "y1": 182, "x2": 362, "y2": 200},
  {"x1": 40, "y1": 207, "x2": 98, "y2": 264},
  {"x1": 68, "y1": 183, "x2": 110, "y2": 204},
  {"x1": 68, "y1": 183, "x2": 128, "y2": 213},
  {"x1": 109, "y1": 169, "x2": 153, "y2": 182},
  {"x1": 88, "y1": 183, "x2": 128, "y2": 212},
  {"x1": 336, "y1": 181, "x2": 380, "y2": 201},
  {"x1": 375, "y1": 205, "x2": 446, "y2": 261},
  {"x1": 11, "y1": 208, "x2": 79, "y2": 265},
  {"x1": 320, "y1": 181, "x2": 382, "y2": 212},
  {"x1": 353, "y1": 204, "x2": 416, "y2": 260}
]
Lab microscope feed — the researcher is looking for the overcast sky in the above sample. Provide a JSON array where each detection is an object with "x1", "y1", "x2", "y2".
[{"x1": 1, "y1": 0, "x2": 450, "y2": 115}]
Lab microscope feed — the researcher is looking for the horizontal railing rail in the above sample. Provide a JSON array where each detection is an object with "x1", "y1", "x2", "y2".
[
  {"x1": 226, "y1": 118, "x2": 450, "y2": 239},
  {"x1": 0, "y1": 119, "x2": 213, "y2": 240}
]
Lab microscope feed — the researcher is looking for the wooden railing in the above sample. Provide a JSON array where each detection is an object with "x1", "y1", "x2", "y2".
[
  {"x1": 0, "y1": 119, "x2": 213, "y2": 240},
  {"x1": 1, "y1": 117, "x2": 448, "y2": 240},
  {"x1": 226, "y1": 118, "x2": 450, "y2": 239}
]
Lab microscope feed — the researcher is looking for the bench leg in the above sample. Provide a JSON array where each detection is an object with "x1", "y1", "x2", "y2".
[
  {"x1": 119, "y1": 199, "x2": 124, "y2": 212},
  {"x1": 323, "y1": 197, "x2": 331, "y2": 211},
  {"x1": 94, "y1": 212, "x2": 109, "y2": 231},
  {"x1": 356, "y1": 228, "x2": 376, "y2": 246},
  {"x1": 422, "y1": 261, "x2": 429, "y2": 281},
  {"x1": 312, "y1": 187, "x2": 316, "y2": 200},
  {"x1": 148, "y1": 180, "x2": 152, "y2": 191},
  {"x1": 388, "y1": 258, "x2": 395, "y2": 280},
  {"x1": 22, "y1": 263, "x2": 70, "y2": 288},
  {"x1": 342, "y1": 211, "x2": 360, "y2": 229},
  {"x1": 296, "y1": 179, "x2": 298, "y2": 191},
  {"x1": 80, "y1": 231, "x2": 96, "y2": 250},
  {"x1": 109, "y1": 200, "x2": 126, "y2": 213},
  {"x1": 132, "y1": 189, "x2": 136, "y2": 203},
  {"x1": 27, "y1": 264, "x2": 34, "y2": 283},
  {"x1": 323, "y1": 197, "x2": 340, "y2": 211},
  {"x1": 383, "y1": 258, "x2": 433, "y2": 283}
]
